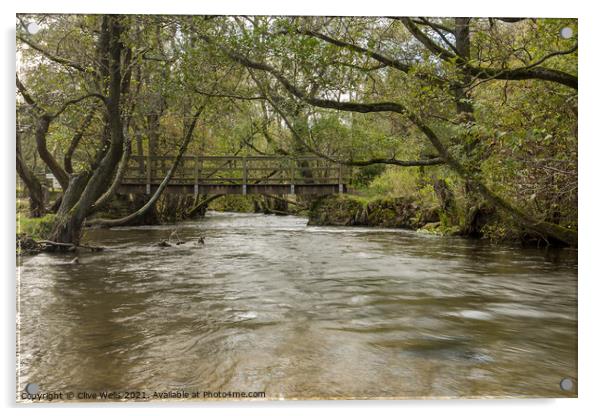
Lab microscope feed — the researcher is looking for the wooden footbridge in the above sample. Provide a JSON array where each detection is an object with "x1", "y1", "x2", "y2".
[{"x1": 119, "y1": 155, "x2": 351, "y2": 196}]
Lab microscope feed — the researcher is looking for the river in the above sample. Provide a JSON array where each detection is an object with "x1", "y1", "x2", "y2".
[{"x1": 17, "y1": 211, "x2": 578, "y2": 400}]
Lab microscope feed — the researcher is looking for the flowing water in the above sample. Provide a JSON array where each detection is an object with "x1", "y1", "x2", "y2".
[{"x1": 17, "y1": 211, "x2": 577, "y2": 400}]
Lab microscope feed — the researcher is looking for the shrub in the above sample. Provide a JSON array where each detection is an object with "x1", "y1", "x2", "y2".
[{"x1": 367, "y1": 166, "x2": 438, "y2": 209}]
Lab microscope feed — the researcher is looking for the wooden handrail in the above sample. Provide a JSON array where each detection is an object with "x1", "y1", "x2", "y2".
[{"x1": 124, "y1": 154, "x2": 352, "y2": 189}]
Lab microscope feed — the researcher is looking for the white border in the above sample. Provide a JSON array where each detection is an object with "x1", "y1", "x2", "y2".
[{"x1": 3, "y1": 1, "x2": 600, "y2": 415}]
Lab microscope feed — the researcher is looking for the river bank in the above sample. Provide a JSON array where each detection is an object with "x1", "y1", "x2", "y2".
[
  {"x1": 16, "y1": 189, "x2": 575, "y2": 256},
  {"x1": 206, "y1": 194, "x2": 563, "y2": 247},
  {"x1": 307, "y1": 194, "x2": 443, "y2": 231}
]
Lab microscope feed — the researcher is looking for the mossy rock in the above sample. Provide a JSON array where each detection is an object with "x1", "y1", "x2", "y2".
[
  {"x1": 308, "y1": 195, "x2": 437, "y2": 230},
  {"x1": 307, "y1": 195, "x2": 365, "y2": 226},
  {"x1": 418, "y1": 222, "x2": 462, "y2": 236},
  {"x1": 364, "y1": 197, "x2": 424, "y2": 229},
  {"x1": 419, "y1": 222, "x2": 442, "y2": 234}
]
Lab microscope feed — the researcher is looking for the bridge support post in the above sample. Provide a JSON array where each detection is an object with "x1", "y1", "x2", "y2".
[
  {"x1": 146, "y1": 152, "x2": 152, "y2": 195},
  {"x1": 289, "y1": 158, "x2": 295, "y2": 194},
  {"x1": 242, "y1": 157, "x2": 247, "y2": 195},
  {"x1": 194, "y1": 156, "x2": 199, "y2": 198},
  {"x1": 338, "y1": 163, "x2": 343, "y2": 193}
]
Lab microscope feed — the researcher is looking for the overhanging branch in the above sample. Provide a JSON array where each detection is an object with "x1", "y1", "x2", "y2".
[
  {"x1": 400, "y1": 18, "x2": 578, "y2": 89},
  {"x1": 197, "y1": 33, "x2": 406, "y2": 115}
]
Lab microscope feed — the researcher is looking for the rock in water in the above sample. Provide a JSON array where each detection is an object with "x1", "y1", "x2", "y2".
[
  {"x1": 156, "y1": 240, "x2": 171, "y2": 248},
  {"x1": 197, "y1": 236, "x2": 205, "y2": 245}
]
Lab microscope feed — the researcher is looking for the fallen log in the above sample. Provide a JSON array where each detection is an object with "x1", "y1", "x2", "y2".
[{"x1": 35, "y1": 239, "x2": 104, "y2": 252}]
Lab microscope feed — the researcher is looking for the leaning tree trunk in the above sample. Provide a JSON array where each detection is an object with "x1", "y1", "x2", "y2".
[
  {"x1": 186, "y1": 194, "x2": 224, "y2": 218},
  {"x1": 16, "y1": 75, "x2": 70, "y2": 192},
  {"x1": 87, "y1": 130, "x2": 132, "y2": 214},
  {"x1": 34, "y1": 115, "x2": 70, "y2": 191},
  {"x1": 16, "y1": 130, "x2": 45, "y2": 218}
]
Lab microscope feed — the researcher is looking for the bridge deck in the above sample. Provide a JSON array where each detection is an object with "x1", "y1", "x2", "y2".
[{"x1": 118, "y1": 155, "x2": 350, "y2": 196}]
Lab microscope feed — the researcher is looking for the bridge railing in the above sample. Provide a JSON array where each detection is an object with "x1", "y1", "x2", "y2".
[{"x1": 122, "y1": 155, "x2": 351, "y2": 192}]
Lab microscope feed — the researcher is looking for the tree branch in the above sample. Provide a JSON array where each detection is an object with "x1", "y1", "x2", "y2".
[
  {"x1": 400, "y1": 18, "x2": 578, "y2": 89},
  {"x1": 194, "y1": 87, "x2": 265, "y2": 101},
  {"x1": 345, "y1": 157, "x2": 444, "y2": 167},
  {"x1": 88, "y1": 128, "x2": 132, "y2": 213},
  {"x1": 418, "y1": 17, "x2": 460, "y2": 55},
  {"x1": 64, "y1": 108, "x2": 96, "y2": 174},
  {"x1": 387, "y1": 17, "x2": 454, "y2": 34},
  {"x1": 15, "y1": 74, "x2": 42, "y2": 113},
  {"x1": 17, "y1": 73, "x2": 106, "y2": 118},
  {"x1": 197, "y1": 33, "x2": 406, "y2": 115},
  {"x1": 17, "y1": 34, "x2": 89, "y2": 73},
  {"x1": 289, "y1": 29, "x2": 411, "y2": 73},
  {"x1": 245, "y1": 69, "x2": 442, "y2": 169},
  {"x1": 51, "y1": 93, "x2": 106, "y2": 118}
]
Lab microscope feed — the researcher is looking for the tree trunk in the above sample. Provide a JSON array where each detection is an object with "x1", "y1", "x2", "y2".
[
  {"x1": 88, "y1": 130, "x2": 132, "y2": 214},
  {"x1": 64, "y1": 108, "x2": 95, "y2": 174},
  {"x1": 34, "y1": 115, "x2": 69, "y2": 191},
  {"x1": 453, "y1": 18, "x2": 475, "y2": 123},
  {"x1": 433, "y1": 178, "x2": 456, "y2": 223},
  {"x1": 186, "y1": 194, "x2": 223, "y2": 218},
  {"x1": 16, "y1": 130, "x2": 45, "y2": 217},
  {"x1": 147, "y1": 112, "x2": 160, "y2": 179},
  {"x1": 453, "y1": 18, "x2": 488, "y2": 236}
]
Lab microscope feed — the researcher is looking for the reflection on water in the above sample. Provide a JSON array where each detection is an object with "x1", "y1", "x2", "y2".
[{"x1": 17, "y1": 211, "x2": 577, "y2": 399}]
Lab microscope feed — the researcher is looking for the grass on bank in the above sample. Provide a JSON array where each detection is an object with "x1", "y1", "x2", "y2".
[
  {"x1": 351, "y1": 165, "x2": 441, "y2": 210},
  {"x1": 17, "y1": 213, "x2": 56, "y2": 240}
]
